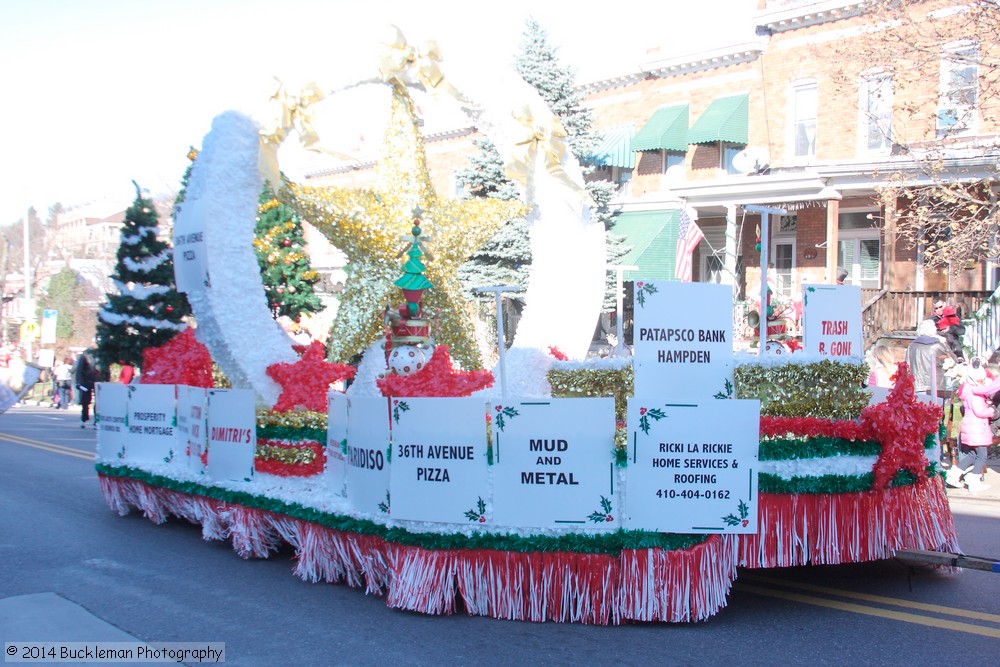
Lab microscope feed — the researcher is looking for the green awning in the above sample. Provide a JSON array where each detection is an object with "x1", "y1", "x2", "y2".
[
  {"x1": 632, "y1": 105, "x2": 689, "y2": 152},
  {"x1": 591, "y1": 125, "x2": 635, "y2": 169},
  {"x1": 611, "y1": 210, "x2": 680, "y2": 281},
  {"x1": 688, "y1": 94, "x2": 749, "y2": 145}
]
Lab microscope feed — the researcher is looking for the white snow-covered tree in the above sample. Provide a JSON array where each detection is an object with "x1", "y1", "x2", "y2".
[{"x1": 95, "y1": 183, "x2": 190, "y2": 369}]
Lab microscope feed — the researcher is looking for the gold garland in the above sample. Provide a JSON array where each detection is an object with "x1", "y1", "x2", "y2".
[
  {"x1": 256, "y1": 440, "x2": 319, "y2": 465},
  {"x1": 547, "y1": 361, "x2": 871, "y2": 423},
  {"x1": 256, "y1": 410, "x2": 328, "y2": 430}
]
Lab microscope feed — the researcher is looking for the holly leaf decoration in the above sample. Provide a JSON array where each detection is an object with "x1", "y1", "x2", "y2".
[
  {"x1": 494, "y1": 406, "x2": 519, "y2": 432},
  {"x1": 377, "y1": 491, "x2": 391, "y2": 514},
  {"x1": 638, "y1": 407, "x2": 667, "y2": 434},
  {"x1": 714, "y1": 379, "x2": 734, "y2": 400},
  {"x1": 392, "y1": 400, "x2": 410, "y2": 423}
]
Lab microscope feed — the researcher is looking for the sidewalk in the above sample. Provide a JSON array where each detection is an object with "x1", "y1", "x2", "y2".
[{"x1": 942, "y1": 459, "x2": 1000, "y2": 505}]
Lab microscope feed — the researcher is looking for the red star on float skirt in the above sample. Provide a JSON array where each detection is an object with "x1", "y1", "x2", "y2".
[
  {"x1": 266, "y1": 341, "x2": 356, "y2": 412},
  {"x1": 860, "y1": 362, "x2": 942, "y2": 489}
]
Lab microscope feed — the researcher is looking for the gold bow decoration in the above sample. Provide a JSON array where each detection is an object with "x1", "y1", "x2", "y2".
[
  {"x1": 377, "y1": 25, "x2": 469, "y2": 104},
  {"x1": 258, "y1": 79, "x2": 355, "y2": 189},
  {"x1": 505, "y1": 104, "x2": 588, "y2": 201}
]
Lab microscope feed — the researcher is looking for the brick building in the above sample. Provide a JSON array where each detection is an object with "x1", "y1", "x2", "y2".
[{"x1": 304, "y1": 0, "x2": 1000, "y2": 351}]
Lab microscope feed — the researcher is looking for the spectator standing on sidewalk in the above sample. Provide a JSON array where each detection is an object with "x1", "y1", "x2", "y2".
[
  {"x1": 905, "y1": 319, "x2": 955, "y2": 394},
  {"x1": 946, "y1": 357, "x2": 994, "y2": 493}
]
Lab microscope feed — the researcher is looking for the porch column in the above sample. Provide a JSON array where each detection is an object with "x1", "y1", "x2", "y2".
[
  {"x1": 826, "y1": 199, "x2": 839, "y2": 284},
  {"x1": 725, "y1": 204, "x2": 739, "y2": 296},
  {"x1": 883, "y1": 196, "x2": 896, "y2": 290}
]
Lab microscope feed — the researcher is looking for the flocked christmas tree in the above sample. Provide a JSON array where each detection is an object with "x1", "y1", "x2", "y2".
[
  {"x1": 253, "y1": 186, "x2": 323, "y2": 321},
  {"x1": 95, "y1": 182, "x2": 191, "y2": 370},
  {"x1": 458, "y1": 19, "x2": 630, "y2": 317}
]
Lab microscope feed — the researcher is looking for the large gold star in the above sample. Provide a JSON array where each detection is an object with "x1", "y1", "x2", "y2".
[{"x1": 286, "y1": 83, "x2": 525, "y2": 368}]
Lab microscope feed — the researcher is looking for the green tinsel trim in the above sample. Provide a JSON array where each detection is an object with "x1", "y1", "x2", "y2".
[
  {"x1": 615, "y1": 447, "x2": 628, "y2": 467},
  {"x1": 759, "y1": 463, "x2": 938, "y2": 494},
  {"x1": 257, "y1": 425, "x2": 327, "y2": 443},
  {"x1": 734, "y1": 360, "x2": 871, "y2": 419},
  {"x1": 96, "y1": 464, "x2": 708, "y2": 555},
  {"x1": 760, "y1": 437, "x2": 882, "y2": 461}
]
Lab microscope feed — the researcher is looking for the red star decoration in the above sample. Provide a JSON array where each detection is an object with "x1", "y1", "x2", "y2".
[
  {"x1": 142, "y1": 329, "x2": 214, "y2": 387},
  {"x1": 860, "y1": 362, "x2": 942, "y2": 489},
  {"x1": 266, "y1": 341, "x2": 356, "y2": 412},
  {"x1": 377, "y1": 345, "x2": 494, "y2": 397}
]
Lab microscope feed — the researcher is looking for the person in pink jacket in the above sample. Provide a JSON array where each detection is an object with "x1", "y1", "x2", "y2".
[{"x1": 946, "y1": 358, "x2": 995, "y2": 492}]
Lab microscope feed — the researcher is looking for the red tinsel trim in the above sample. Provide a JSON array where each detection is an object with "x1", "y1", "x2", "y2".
[
  {"x1": 254, "y1": 439, "x2": 326, "y2": 477},
  {"x1": 759, "y1": 415, "x2": 873, "y2": 440},
  {"x1": 736, "y1": 478, "x2": 958, "y2": 568},
  {"x1": 548, "y1": 346, "x2": 569, "y2": 361},
  {"x1": 377, "y1": 345, "x2": 494, "y2": 398},
  {"x1": 97, "y1": 474, "x2": 735, "y2": 624}
]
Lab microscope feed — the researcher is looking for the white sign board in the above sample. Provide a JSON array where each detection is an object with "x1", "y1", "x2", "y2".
[
  {"x1": 95, "y1": 382, "x2": 128, "y2": 461},
  {"x1": 492, "y1": 398, "x2": 617, "y2": 529},
  {"x1": 178, "y1": 385, "x2": 208, "y2": 474},
  {"x1": 345, "y1": 397, "x2": 391, "y2": 515},
  {"x1": 624, "y1": 398, "x2": 760, "y2": 534},
  {"x1": 633, "y1": 281, "x2": 735, "y2": 400},
  {"x1": 389, "y1": 397, "x2": 489, "y2": 524},
  {"x1": 802, "y1": 284, "x2": 863, "y2": 357},
  {"x1": 206, "y1": 388, "x2": 256, "y2": 482},
  {"x1": 325, "y1": 391, "x2": 349, "y2": 496},
  {"x1": 125, "y1": 384, "x2": 178, "y2": 466},
  {"x1": 172, "y1": 197, "x2": 209, "y2": 294}
]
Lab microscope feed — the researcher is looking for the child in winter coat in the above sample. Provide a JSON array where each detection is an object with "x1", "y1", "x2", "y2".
[{"x1": 946, "y1": 358, "x2": 994, "y2": 492}]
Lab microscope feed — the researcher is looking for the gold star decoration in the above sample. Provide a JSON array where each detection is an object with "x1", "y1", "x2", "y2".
[{"x1": 285, "y1": 82, "x2": 526, "y2": 368}]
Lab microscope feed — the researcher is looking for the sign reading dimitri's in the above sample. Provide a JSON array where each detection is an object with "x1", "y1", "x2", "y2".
[{"x1": 633, "y1": 281, "x2": 735, "y2": 400}]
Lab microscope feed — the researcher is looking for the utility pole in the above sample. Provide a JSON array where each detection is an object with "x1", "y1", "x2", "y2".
[{"x1": 23, "y1": 210, "x2": 33, "y2": 362}]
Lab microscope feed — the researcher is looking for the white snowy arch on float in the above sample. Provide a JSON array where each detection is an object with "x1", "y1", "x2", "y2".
[{"x1": 176, "y1": 38, "x2": 607, "y2": 404}]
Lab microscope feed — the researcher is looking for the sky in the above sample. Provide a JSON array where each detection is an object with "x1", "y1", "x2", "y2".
[{"x1": 0, "y1": 0, "x2": 759, "y2": 226}]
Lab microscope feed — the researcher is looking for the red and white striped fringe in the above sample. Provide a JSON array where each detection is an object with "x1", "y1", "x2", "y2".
[
  {"x1": 98, "y1": 474, "x2": 734, "y2": 623},
  {"x1": 736, "y1": 477, "x2": 959, "y2": 568},
  {"x1": 97, "y1": 474, "x2": 958, "y2": 623}
]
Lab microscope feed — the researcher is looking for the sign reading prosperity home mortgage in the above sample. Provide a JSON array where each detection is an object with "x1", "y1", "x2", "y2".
[
  {"x1": 95, "y1": 382, "x2": 128, "y2": 461},
  {"x1": 624, "y1": 398, "x2": 759, "y2": 534},
  {"x1": 633, "y1": 281, "x2": 735, "y2": 400},
  {"x1": 345, "y1": 397, "x2": 391, "y2": 516},
  {"x1": 389, "y1": 397, "x2": 489, "y2": 524},
  {"x1": 206, "y1": 388, "x2": 256, "y2": 482},
  {"x1": 491, "y1": 398, "x2": 617, "y2": 529},
  {"x1": 125, "y1": 384, "x2": 178, "y2": 466},
  {"x1": 802, "y1": 284, "x2": 863, "y2": 358}
]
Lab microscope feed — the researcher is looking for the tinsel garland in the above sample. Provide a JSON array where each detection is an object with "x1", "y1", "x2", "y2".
[
  {"x1": 98, "y1": 471, "x2": 736, "y2": 623},
  {"x1": 255, "y1": 439, "x2": 325, "y2": 477},
  {"x1": 758, "y1": 464, "x2": 937, "y2": 495},
  {"x1": 256, "y1": 409, "x2": 327, "y2": 430},
  {"x1": 734, "y1": 359, "x2": 871, "y2": 418},
  {"x1": 96, "y1": 464, "x2": 706, "y2": 555}
]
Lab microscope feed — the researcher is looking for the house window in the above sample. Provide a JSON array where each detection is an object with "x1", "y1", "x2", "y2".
[
  {"x1": 703, "y1": 254, "x2": 743, "y2": 286},
  {"x1": 771, "y1": 240, "x2": 795, "y2": 297},
  {"x1": 860, "y1": 71, "x2": 893, "y2": 152},
  {"x1": 722, "y1": 144, "x2": 746, "y2": 175},
  {"x1": 938, "y1": 42, "x2": 978, "y2": 137},
  {"x1": 612, "y1": 166, "x2": 632, "y2": 195},
  {"x1": 791, "y1": 82, "x2": 817, "y2": 159},
  {"x1": 838, "y1": 211, "x2": 881, "y2": 288},
  {"x1": 661, "y1": 150, "x2": 685, "y2": 181}
]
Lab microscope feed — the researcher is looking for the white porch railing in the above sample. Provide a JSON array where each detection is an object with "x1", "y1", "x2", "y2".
[{"x1": 962, "y1": 285, "x2": 1000, "y2": 360}]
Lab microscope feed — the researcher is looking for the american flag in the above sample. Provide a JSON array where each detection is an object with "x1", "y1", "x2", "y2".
[{"x1": 674, "y1": 207, "x2": 704, "y2": 282}]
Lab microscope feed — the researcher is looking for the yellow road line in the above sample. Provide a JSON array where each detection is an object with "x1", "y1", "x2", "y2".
[
  {"x1": 734, "y1": 583, "x2": 1000, "y2": 639},
  {"x1": 0, "y1": 433, "x2": 95, "y2": 461},
  {"x1": 739, "y1": 572, "x2": 1000, "y2": 623}
]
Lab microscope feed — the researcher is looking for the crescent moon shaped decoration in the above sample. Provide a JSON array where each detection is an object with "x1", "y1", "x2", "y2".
[{"x1": 176, "y1": 111, "x2": 298, "y2": 407}]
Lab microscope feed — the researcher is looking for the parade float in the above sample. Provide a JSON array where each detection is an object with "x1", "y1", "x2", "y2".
[{"x1": 95, "y1": 29, "x2": 958, "y2": 624}]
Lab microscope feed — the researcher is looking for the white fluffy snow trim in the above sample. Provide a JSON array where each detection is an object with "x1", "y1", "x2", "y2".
[
  {"x1": 550, "y1": 356, "x2": 633, "y2": 372},
  {"x1": 112, "y1": 280, "x2": 171, "y2": 299},
  {"x1": 97, "y1": 307, "x2": 186, "y2": 332},
  {"x1": 345, "y1": 342, "x2": 389, "y2": 398},
  {"x1": 120, "y1": 227, "x2": 157, "y2": 245},
  {"x1": 123, "y1": 249, "x2": 170, "y2": 274},
  {"x1": 734, "y1": 351, "x2": 865, "y2": 367},
  {"x1": 759, "y1": 454, "x2": 879, "y2": 479}
]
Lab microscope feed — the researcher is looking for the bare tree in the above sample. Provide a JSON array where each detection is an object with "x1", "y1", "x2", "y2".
[{"x1": 829, "y1": 0, "x2": 999, "y2": 272}]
